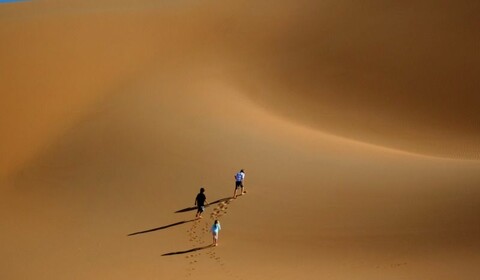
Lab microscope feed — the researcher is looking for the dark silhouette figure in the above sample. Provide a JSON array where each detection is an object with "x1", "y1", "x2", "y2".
[{"x1": 195, "y1": 187, "x2": 208, "y2": 218}]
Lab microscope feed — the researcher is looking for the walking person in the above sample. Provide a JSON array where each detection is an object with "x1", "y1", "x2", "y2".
[
  {"x1": 195, "y1": 187, "x2": 208, "y2": 218},
  {"x1": 233, "y1": 169, "x2": 245, "y2": 198},
  {"x1": 211, "y1": 220, "x2": 221, "y2": 246}
]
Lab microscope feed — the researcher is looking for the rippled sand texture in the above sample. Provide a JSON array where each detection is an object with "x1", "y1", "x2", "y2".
[{"x1": 1, "y1": 1, "x2": 479, "y2": 280}]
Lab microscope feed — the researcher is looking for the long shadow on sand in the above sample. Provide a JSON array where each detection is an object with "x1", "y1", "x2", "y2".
[
  {"x1": 162, "y1": 244, "x2": 214, "y2": 256},
  {"x1": 174, "y1": 197, "x2": 232, "y2": 213},
  {"x1": 127, "y1": 219, "x2": 198, "y2": 236}
]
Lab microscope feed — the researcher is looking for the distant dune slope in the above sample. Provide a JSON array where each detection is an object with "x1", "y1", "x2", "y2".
[
  {"x1": 212, "y1": 1, "x2": 480, "y2": 159},
  {"x1": 2, "y1": 1, "x2": 479, "y2": 176}
]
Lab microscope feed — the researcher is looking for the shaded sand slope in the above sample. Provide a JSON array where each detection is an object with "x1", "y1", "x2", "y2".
[
  {"x1": 208, "y1": 0, "x2": 480, "y2": 159},
  {"x1": 1, "y1": 0, "x2": 479, "y2": 175},
  {"x1": 1, "y1": 1, "x2": 480, "y2": 280}
]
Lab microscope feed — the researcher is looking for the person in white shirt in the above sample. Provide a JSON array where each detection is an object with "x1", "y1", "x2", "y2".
[{"x1": 233, "y1": 169, "x2": 245, "y2": 198}]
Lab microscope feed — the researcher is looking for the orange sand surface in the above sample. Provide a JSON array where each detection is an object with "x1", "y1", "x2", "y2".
[{"x1": 1, "y1": 1, "x2": 479, "y2": 279}]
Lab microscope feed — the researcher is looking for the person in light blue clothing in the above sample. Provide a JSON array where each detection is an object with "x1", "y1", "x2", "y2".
[{"x1": 211, "y1": 220, "x2": 221, "y2": 246}]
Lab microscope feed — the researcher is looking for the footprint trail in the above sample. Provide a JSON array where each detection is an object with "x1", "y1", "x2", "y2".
[{"x1": 183, "y1": 193, "x2": 246, "y2": 279}]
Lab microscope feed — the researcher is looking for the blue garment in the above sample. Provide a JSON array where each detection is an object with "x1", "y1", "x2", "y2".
[
  {"x1": 211, "y1": 223, "x2": 221, "y2": 234},
  {"x1": 235, "y1": 172, "x2": 245, "y2": 182}
]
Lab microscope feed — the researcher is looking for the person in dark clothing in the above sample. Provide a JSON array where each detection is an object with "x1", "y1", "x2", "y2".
[{"x1": 195, "y1": 187, "x2": 208, "y2": 218}]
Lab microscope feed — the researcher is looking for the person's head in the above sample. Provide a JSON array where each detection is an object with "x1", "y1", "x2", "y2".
[
  {"x1": 214, "y1": 219, "x2": 219, "y2": 224},
  {"x1": 240, "y1": 169, "x2": 244, "y2": 173},
  {"x1": 200, "y1": 187, "x2": 205, "y2": 193}
]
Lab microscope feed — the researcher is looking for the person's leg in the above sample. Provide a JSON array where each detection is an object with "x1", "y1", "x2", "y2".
[
  {"x1": 233, "y1": 185, "x2": 238, "y2": 198},
  {"x1": 237, "y1": 180, "x2": 244, "y2": 195},
  {"x1": 196, "y1": 206, "x2": 202, "y2": 218}
]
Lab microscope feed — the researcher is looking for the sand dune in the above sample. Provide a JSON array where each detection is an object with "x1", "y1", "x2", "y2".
[
  {"x1": 1, "y1": 1, "x2": 480, "y2": 279},
  {"x1": 219, "y1": 1, "x2": 480, "y2": 159}
]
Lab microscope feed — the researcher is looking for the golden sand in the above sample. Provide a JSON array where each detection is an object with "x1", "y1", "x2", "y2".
[{"x1": 1, "y1": 1, "x2": 479, "y2": 279}]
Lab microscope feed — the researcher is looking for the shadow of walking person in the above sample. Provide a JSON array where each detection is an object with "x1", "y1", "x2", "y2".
[
  {"x1": 127, "y1": 218, "x2": 198, "y2": 236},
  {"x1": 162, "y1": 244, "x2": 215, "y2": 256}
]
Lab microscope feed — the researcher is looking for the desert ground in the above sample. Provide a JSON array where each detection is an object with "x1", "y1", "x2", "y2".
[{"x1": 1, "y1": 1, "x2": 479, "y2": 279}]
